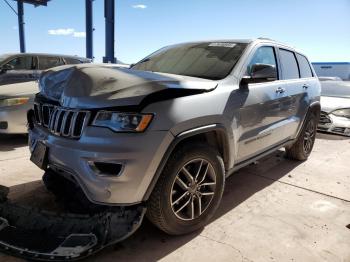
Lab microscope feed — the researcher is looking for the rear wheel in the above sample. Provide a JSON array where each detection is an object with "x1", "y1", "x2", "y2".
[
  {"x1": 285, "y1": 113, "x2": 317, "y2": 161},
  {"x1": 147, "y1": 143, "x2": 225, "y2": 235}
]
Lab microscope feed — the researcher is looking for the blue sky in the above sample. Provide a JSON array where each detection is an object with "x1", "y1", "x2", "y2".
[{"x1": 0, "y1": 0, "x2": 349, "y2": 63}]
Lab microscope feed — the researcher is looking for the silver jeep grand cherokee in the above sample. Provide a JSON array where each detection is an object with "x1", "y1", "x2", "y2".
[{"x1": 28, "y1": 39, "x2": 320, "y2": 236}]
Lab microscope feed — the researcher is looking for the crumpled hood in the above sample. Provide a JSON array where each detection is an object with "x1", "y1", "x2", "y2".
[
  {"x1": 0, "y1": 81, "x2": 38, "y2": 100},
  {"x1": 39, "y1": 64, "x2": 217, "y2": 109},
  {"x1": 321, "y1": 96, "x2": 350, "y2": 113}
]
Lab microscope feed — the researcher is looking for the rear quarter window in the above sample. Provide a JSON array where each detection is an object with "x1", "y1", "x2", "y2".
[
  {"x1": 64, "y1": 57, "x2": 83, "y2": 64},
  {"x1": 279, "y1": 49, "x2": 300, "y2": 80},
  {"x1": 296, "y1": 54, "x2": 313, "y2": 78}
]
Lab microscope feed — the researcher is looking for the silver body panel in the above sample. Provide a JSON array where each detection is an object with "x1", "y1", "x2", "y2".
[{"x1": 28, "y1": 39, "x2": 321, "y2": 204}]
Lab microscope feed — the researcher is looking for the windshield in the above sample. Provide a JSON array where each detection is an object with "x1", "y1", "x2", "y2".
[
  {"x1": 131, "y1": 42, "x2": 248, "y2": 80},
  {"x1": 321, "y1": 80, "x2": 350, "y2": 98}
]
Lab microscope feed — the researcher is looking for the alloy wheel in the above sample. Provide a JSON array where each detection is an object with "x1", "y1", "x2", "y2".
[
  {"x1": 170, "y1": 158, "x2": 217, "y2": 221},
  {"x1": 303, "y1": 120, "x2": 316, "y2": 154}
]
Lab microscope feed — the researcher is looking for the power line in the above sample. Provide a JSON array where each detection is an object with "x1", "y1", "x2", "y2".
[{"x1": 2, "y1": 0, "x2": 18, "y2": 15}]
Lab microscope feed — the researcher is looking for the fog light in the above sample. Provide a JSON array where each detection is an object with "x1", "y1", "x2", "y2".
[{"x1": 88, "y1": 161, "x2": 123, "y2": 176}]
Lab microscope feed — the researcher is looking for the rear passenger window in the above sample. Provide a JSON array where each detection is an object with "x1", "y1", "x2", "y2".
[
  {"x1": 279, "y1": 49, "x2": 299, "y2": 79},
  {"x1": 296, "y1": 54, "x2": 313, "y2": 78},
  {"x1": 39, "y1": 56, "x2": 64, "y2": 70}
]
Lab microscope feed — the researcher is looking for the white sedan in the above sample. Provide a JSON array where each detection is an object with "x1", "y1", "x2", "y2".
[{"x1": 318, "y1": 80, "x2": 350, "y2": 136}]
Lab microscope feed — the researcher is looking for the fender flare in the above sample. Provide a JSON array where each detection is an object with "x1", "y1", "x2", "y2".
[
  {"x1": 295, "y1": 101, "x2": 321, "y2": 139},
  {"x1": 142, "y1": 124, "x2": 231, "y2": 201}
]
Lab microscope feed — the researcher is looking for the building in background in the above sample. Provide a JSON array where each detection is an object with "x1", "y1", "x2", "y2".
[{"x1": 312, "y1": 62, "x2": 350, "y2": 81}]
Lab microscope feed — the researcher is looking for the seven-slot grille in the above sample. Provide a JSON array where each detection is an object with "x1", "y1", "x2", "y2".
[{"x1": 33, "y1": 103, "x2": 90, "y2": 138}]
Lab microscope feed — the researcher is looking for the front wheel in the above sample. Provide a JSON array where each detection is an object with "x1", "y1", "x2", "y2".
[
  {"x1": 147, "y1": 143, "x2": 225, "y2": 235},
  {"x1": 285, "y1": 113, "x2": 318, "y2": 161}
]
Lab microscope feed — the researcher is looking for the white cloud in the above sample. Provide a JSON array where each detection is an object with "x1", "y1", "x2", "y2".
[
  {"x1": 73, "y1": 32, "x2": 86, "y2": 38},
  {"x1": 132, "y1": 4, "x2": 147, "y2": 9},
  {"x1": 48, "y1": 28, "x2": 86, "y2": 38},
  {"x1": 12, "y1": 26, "x2": 18, "y2": 30},
  {"x1": 48, "y1": 28, "x2": 75, "y2": 36}
]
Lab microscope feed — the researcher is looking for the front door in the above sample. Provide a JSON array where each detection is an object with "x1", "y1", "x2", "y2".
[
  {"x1": 236, "y1": 46, "x2": 289, "y2": 162},
  {"x1": 0, "y1": 56, "x2": 37, "y2": 86}
]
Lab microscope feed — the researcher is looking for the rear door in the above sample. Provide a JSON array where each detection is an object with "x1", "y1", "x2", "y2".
[
  {"x1": 277, "y1": 49, "x2": 310, "y2": 138},
  {"x1": 38, "y1": 56, "x2": 65, "y2": 70}
]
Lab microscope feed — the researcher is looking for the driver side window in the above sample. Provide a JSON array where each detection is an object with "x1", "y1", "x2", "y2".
[
  {"x1": 5, "y1": 56, "x2": 34, "y2": 70},
  {"x1": 246, "y1": 46, "x2": 277, "y2": 77}
]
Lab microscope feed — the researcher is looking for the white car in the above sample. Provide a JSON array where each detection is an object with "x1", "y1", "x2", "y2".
[
  {"x1": 318, "y1": 80, "x2": 350, "y2": 136},
  {"x1": 0, "y1": 53, "x2": 125, "y2": 134}
]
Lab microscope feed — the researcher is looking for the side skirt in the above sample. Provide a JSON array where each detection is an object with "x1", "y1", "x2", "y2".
[{"x1": 226, "y1": 139, "x2": 295, "y2": 178}]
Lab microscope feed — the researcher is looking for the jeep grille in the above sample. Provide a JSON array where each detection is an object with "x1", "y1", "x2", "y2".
[{"x1": 34, "y1": 103, "x2": 90, "y2": 139}]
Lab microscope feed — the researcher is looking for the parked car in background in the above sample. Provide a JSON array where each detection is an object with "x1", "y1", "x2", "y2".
[
  {"x1": 318, "y1": 76, "x2": 342, "y2": 82},
  {"x1": 0, "y1": 53, "x2": 91, "y2": 86},
  {"x1": 0, "y1": 53, "x2": 91, "y2": 134},
  {"x1": 312, "y1": 62, "x2": 350, "y2": 81},
  {"x1": 318, "y1": 80, "x2": 350, "y2": 136}
]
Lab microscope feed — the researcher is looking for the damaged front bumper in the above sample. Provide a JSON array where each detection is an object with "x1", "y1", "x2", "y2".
[
  {"x1": 0, "y1": 188, "x2": 146, "y2": 261},
  {"x1": 318, "y1": 111, "x2": 350, "y2": 137}
]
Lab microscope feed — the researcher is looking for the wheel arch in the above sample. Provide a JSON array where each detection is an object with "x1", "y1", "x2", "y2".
[
  {"x1": 142, "y1": 124, "x2": 231, "y2": 201},
  {"x1": 308, "y1": 101, "x2": 321, "y2": 119},
  {"x1": 294, "y1": 101, "x2": 321, "y2": 141}
]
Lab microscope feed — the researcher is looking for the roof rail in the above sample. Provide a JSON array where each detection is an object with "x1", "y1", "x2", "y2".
[{"x1": 257, "y1": 37, "x2": 275, "y2": 41}]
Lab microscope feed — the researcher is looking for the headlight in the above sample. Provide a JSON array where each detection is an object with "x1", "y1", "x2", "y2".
[
  {"x1": 92, "y1": 111, "x2": 153, "y2": 132},
  {"x1": 332, "y1": 108, "x2": 350, "y2": 118},
  {"x1": 0, "y1": 97, "x2": 29, "y2": 107}
]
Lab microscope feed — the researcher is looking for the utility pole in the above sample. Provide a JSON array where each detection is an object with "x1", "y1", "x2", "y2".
[
  {"x1": 85, "y1": 0, "x2": 93, "y2": 60},
  {"x1": 103, "y1": 0, "x2": 116, "y2": 63},
  {"x1": 17, "y1": 0, "x2": 26, "y2": 53},
  {"x1": 6, "y1": 1, "x2": 49, "y2": 53}
]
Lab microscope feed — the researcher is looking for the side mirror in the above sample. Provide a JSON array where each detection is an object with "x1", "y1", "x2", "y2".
[{"x1": 240, "y1": 63, "x2": 277, "y2": 87}]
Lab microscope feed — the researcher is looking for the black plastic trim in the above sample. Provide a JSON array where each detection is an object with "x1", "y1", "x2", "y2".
[{"x1": 142, "y1": 124, "x2": 230, "y2": 201}]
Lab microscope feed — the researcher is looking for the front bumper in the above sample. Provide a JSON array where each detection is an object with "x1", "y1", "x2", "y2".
[
  {"x1": 0, "y1": 192, "x2": 146, "y2": 261},
  {"x1": 318, "y1": 112, "x2": 350, "y2": 136},
  {"x1": 29, "y1": 124, "x2": 174, "y2": 205},
  {"x1": 0, "y1": 103, "x2": 32, "y2": 134}
]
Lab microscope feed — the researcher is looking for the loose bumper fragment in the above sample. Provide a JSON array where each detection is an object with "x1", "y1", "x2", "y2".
[{"x1": 0, "y1": 193, "x2": 146, "y2": 261}]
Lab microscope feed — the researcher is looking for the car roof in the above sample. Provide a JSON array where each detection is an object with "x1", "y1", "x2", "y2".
[
  {"x1": 168, "y1": 38, "x2": 302, "y2": 53},
  {"x1": 1, "y1": 53, "x2": 90, "y2": 61}
]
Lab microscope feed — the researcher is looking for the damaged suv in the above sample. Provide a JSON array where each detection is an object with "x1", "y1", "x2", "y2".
[{"x1": 0, "y1": 39, "x2": 320, "y2": 260}]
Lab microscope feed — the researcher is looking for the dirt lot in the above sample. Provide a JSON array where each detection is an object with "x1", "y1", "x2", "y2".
[{"x1": 0, "y1": 133, "x2": 349, "y2": 262}]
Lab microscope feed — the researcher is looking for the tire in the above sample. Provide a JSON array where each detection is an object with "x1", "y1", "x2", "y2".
[
  {"x1": 285, "y1": 113, "x2": 317, "y2": 161},
  {"x1": 147, "y1": 142, "x2": 225, "y2": 235}
]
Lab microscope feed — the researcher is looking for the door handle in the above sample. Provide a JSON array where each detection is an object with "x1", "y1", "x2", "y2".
[
  {"x1": 302, "y1": 85, "x2": 310, "y2": 89},
  {"x1": 275, "y1": 87, "x2": 286, "y2": 93}
]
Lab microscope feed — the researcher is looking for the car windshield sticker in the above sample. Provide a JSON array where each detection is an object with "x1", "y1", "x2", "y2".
[{"x1": 208, "y1": 43, "x2": 236, "y2": 48}]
